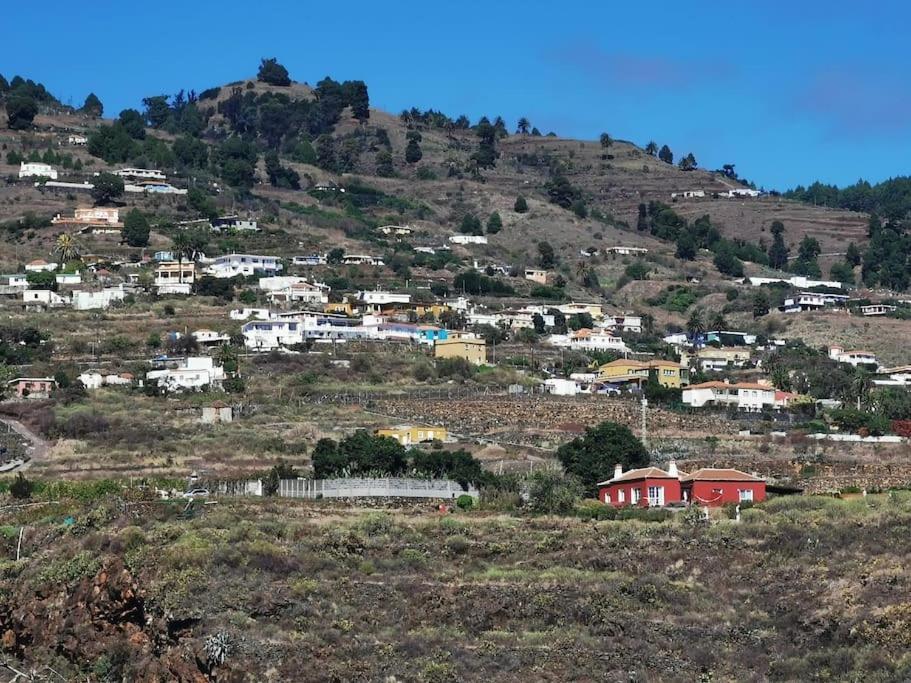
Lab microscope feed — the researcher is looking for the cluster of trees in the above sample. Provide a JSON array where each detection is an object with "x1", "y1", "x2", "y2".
[
  {"x1": 785, "y1": 177, "x2": 911, "y2": 219},
  {"x1": 457, "y1": 211, "x2": 502, "y2": 236},
  {"x1": 0, "y1": 326, "x2": 52, "y2": 364},
  {"x1": 452, "y1": 269, "x2": 515, "y2": 296},
  {"x1": 640, "y1": 203, "x2": 765, "y2": 276},
  {"x1": 311, "y1": 431, "x2": 485, "y2": 488},
  {"x1": 861, "y1": 214, "x2": 911, "y2": 290},
  {"x1": 1, "y1": 73, "x2": 62, "y2": 130}
]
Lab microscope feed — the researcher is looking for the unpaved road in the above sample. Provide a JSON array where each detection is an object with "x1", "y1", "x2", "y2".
[{"x1": 0, "y1": 417, "x2": 51, "y2": 471}]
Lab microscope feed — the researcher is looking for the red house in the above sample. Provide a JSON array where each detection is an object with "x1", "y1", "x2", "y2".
[
  {"x1": 598, "y1": 463, "x2": 682, "y2": 508},
  {"x1": 680, "y1": 468, "x2": 766, "y2": 506}
]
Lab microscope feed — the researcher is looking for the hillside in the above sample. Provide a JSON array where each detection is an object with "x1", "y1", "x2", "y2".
[{"x1": 0, "y1": 72, "x2": 873, "y2": 318}]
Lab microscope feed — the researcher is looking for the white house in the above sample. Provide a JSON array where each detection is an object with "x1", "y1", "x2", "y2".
[
  {"x1": 342, "y1": 254, "x2": 384, "y2": 266},
  {"x1": 113, "y1": 168, "x2": 166, "y2": 181},
  {"x1": 829, "y1": 346, "x2": 879, "y2": 369},
  {"x1": 78, "y1": 371, "x2": 132, "y2": 390},
  {"x1": 211, "y1": 216, "x2": 259, "y2": 232},
  {"x1": 601, "y1": 314, "x2": 642, "y2": 334},
  {"x1": 682, "y1": 381, "x2": 781, "y2": 412},
  {"x1": 376, "y1": 225, "x2": 413, "y2": 236},
  {"x1": 146, "y1": 356, "x2": 226, "y2": 392},
  {"x1": 356, "y1": 290, "x2": 412, "y2": 312},
  {"x1": 230, "y1": 308, "x2": 271, "y2": 321},
  {"x1": 72, "y1": 286, "x2": 127, "y2": 311},
  {"x1": 449, "y1": 235, "x2": 488, "y2": 245},
  {"x1": 873, "y1": 365, "x2": 911, "y2": 387},
  {"x1": 125, "y1": 182, "x2": 187, "y2": 195},
  {"x1": 25, "y1": 259, "x2": 58, "y2": 273},
  {"x1": 544, "y1": 378, "x2": 580, "y2": 396},
  {"x1": 205, "y1": 254, "x2": 282, "y2": 278},
  {"x1": 566, "y1": 329, "x2": 629, "y2": 353},
  {"x1": 748, "y1": 276, "x2": 842, "y2": 290},
  {"x1": 861, "y1": 304, "x2": 896, "y2": 317},
  {"x1": 55, "y1": 272, "x2": 82, "y2": 286},
  {"x1": 781, "y1": 291, "x2": 850, "y2": 312},
  {"x1": 193, "y1": 329, "x2": 231, "y2": 346},
  {"x1": 292, "y1": 254, "x2": 327, "y2": 266},
  {"x1": 720, "y1": 188, "x2": 762, "y2": 198},
  {"x1": 68, "y1": 134, "x2": 88, "y2": 146},
  {"x1": 670, "y1": 190, "x2": 706, "y2": 199},
  {"x1": 267, "y1": 282, "x2": 329, "y2": 305},
  {"x1": 0, "y1": 274, "x2": 28, "y2": 288},
  {"x1": 604, "y1": 246, "x2": 649, "y2": 256},
  {"x1": 154, "y1": 261, "x2": 195, "y2": 295},
  {"x1": 22, "y1": 289, "x2": 68, "y2": 310},
  {"x1": 19, "y1": 162, "x2": 58, "y2": 180}
]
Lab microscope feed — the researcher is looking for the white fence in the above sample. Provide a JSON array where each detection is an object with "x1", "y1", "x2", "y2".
[{"x1": 279, "y1": 477, "x2": 478, "y2": 500}]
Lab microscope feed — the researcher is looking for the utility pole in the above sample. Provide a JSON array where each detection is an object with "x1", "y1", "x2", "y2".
[{"x1": 640, "y1": 397, "x2": 648, "y2": 448}]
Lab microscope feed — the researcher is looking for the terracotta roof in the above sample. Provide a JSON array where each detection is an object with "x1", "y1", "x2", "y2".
[
  {"x1": 647, "y1": 360, "x2": 682, "y2": 368},
  {"x1": 210, "y1": 400, "x2": 228, "y2": 409},
  {"x1": 597, "y1": 466, "x2": 678, "y2": 485},
  {"x1": 687, "y1": 381, "x2": 772, "y2": 391},
  {"x1": 681, "y1": 468, "x2": 763, "y2": 482},
  {"x1": 843, "y1": 350, "x2": 876, "y2": 357},
  {"x1": 28, "y1": 259, "x2": 48, "y2": 265},
  {"x1": 600, "y1": 359, "x2": 647, "y2": 369}
]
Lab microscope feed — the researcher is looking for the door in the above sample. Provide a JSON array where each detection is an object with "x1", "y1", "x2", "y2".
[{"x1": 647, "y1": 485, "x2": 665, "y2": 507}]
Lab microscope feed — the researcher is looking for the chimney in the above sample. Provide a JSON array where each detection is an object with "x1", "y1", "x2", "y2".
[
  {"x1": 614, "y1": 464, "x2": 623, "y2": 479},
  {"x1": 667, "y1": 460, "x2": 679, "y2": 477}
]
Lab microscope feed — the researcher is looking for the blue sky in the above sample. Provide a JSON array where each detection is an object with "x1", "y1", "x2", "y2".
[{"x1": 4, "y1": 1, "x2": 909, "y2": 189}]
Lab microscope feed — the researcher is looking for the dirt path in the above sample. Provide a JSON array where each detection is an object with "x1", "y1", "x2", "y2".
[{"x1": 0, "y1": 417, "x2": 51, "y2": 472}]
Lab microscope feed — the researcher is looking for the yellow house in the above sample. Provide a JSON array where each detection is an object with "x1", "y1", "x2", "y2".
[
  {"x1": 412, "y1": 302, "x2": 450, "y2": 319},
  {"x1": 434, "y1": 337, "x2": 487, "y2": 365},
  {"x1": 376, "y1": 425, "x2": 448, "y2": 446},
  {"x1": 324, "y1": 301, "x2": 353, "y2": 315},
  {"x1": 597, "y1": 359, "x2": 688, "y2": 388}
]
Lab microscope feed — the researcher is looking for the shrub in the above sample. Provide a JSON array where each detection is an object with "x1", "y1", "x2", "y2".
[
  {"x1": 456, "y1": 494, "x2": 475, "y2": 510},
  {"x1": 9, "y1": 473, "x2": 32, "y2": 499},
  {"x1": 527, "y1": 471, "x2": 583, "y2": 514}
]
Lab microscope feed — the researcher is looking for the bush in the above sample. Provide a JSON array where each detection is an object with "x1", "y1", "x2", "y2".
[
  {"x1": 456, "y1": 494, "x2": 474, "y2": 510},
  {"x1": 9, "y1": 473, "x2": 32, "y2": 499},
  {"x1": 527, "y1": 471, "x2": 583, "y2": 514}
]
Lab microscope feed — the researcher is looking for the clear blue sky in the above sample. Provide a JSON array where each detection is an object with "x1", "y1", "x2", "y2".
[{"x1": 5, "y1": 1, "x2": 909, "y2": 190}]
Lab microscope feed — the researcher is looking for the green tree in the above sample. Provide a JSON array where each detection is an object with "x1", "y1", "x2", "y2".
[
  {"x1": 6, "y1": 95, "x2": 38, "y2": 130},
  {"x1": 459, "y1": 213, "x2": 483, "y2": 235},
  {"x1": 645, "y1": 141, "x2": 658, "y2": 156},
  {"x1": 572, "y1": 199, "x2": 588, "y2": 218},
  {"x1": 257, "y1": 58, "x2": 291, "y2": 86},
  {"x1": 122, "y1": 209, "x2": 150, "y2": 247},
  {"x1": 599, "y1": 132, "x2": 613, "y2": 148},
  {"x1": 405, "y1": 137, "x2": 422, "y2": 163},
  {"x1": 686, "y1": 308, "x2": 705, "y2": 340},
  {"x1": 555, "y1": 421, "x2": 648, "y2": 495},
  {"x1": 624, "y1": 261, "x2": 649, "y2": 280},
  {"x1": 343, "y1": 80, "x2": 370, "y2": 121},
  {"x1": 713, "y1": 244, "x2": 744, "y2": 277},
  {"x1": 173, "y1": 135, "x2": 209, "y2": 168},
  {"x1": 91, "y1": 173, "x2": 125, "y2": 205},
  {"x1": 538, "y1": 241, "x2": 556, "y2": 269},
  {"x1": 767, "y1": 221, "x2": 789, "y2": 269},
  {"x1": 117, "y1": 109, "x2": 147, "y2": 139},
  {"x1": 675, "y1": 232, "x2": 697, "y2": 260},
  {"x1": 678, "y1": 152, "x2": 697, "y2": 170},
  {"x1": 752, "y1": 289, "x2": 770, "y2": 318},
  {"x1": 658, "y1": 145, "x2": 673, "y2": 164},
  {"x1": 528, "y1": 471, "x2": 584, "y2": 514},
  {"x1": 845, "y1": 241, "x2": 862, "y2": 267},
  {"x1": 26, "y1": 271, "x2": 57, "y2": 291},
  {"x1": 514, "y1": 195, "x2": 528, "y2": 213},
  {"x1": 486, "y1": 211, "x2": 502, "y2": 234},
  {"x1": 315, "y1": 134, "x2": 336, "y2": 171},
  {"x1": 545, "y1": 174, "x2": 579, "y2": 209},
  {"x1": 516, "y1": 117, "x2": 530, "y2": 134},
  {"x1": 471, "y1": 117, "x2": 499, "y2": 169},
  {"x1": 830, "y1": 261, "x2": 854, "y2": 285},
  {"x1": 81, "y1": 92, "x2": 103, "y2": 117},
  {"x1": 142, "y1": 95, "x2": 171, "y2": 128},
  {"x1": 637, "y1": 203, "x2": 649, "y2": 231}
]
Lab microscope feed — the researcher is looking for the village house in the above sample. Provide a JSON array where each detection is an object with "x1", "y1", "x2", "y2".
[
  {"x1": 873, "y1": 365, "x2": 911, "y2": 387},
  {"x1": 601, "y1": 314, "x2": 642, "y2": 334},
  {"x1": 205, "y1": 254, "x2": 282, "y2": 278},
  {"x1": 342, "y1": 254, "x2": 384, "y2": 266},
  {"x1": 113, "y1": 168, "x2": 166, "y2": 181},
  {"x1": 7, "y1": 377, "x2": 56, "y2": 399},
  {"x1": 154, "y1": 261, "x2": 195, "y2": 295},
  {"x1": 356, "y1": 290, "x2": 412, "y2": 314},
  {"x1": 556, "y1": 302, "x2": 604, "y2": 319},
  {"x1": 599, "y1": 462, "x2": 766, "y2": 507},
  {"x1": 376, "y1": 425, "x2": 448, "y2": 446},
  {"x1": 434, "y1": 337, "x2": 487, "y2": 365},
  {"x1": 376, "y1": 225, "x2": 413, "y2": 237},
  {"x1": 56, "y1": 272, "x2": 82, "y2": 286},
  {"x1": 829, "y1": 346, "x2": 879, "y2": 369},
  {"x1": 146, "y1": 356, "x2": 226, "y2": 392},
  {"x1": 52, "y1": 207, "x2": 122, "y2": 234},
  {"x1": 544, "y1": 378, "x2": 581, "y2": 396},
  {"x1": 680, "y1": 347, "x2": 752, "y2": 373},
  {"x1": 201, "y1": 401, "x2": 233, "y2": 424},
  {"x1": 670, "y1": 190, "x2": 706, "y2": 199},
  {"x1": 68, "y1": 134, "x2": 88, "y2": 146},
  {"x1": 78, "y1": 371, "x2": 133, "y2": 390},
  {"x1": 682, "y1": 380, "x2": 784, "y2": 411},
  {"x1": 604, "y1": 246, "x2": 649, "y2": 256},
  {"x1": 22, "y1": 289, "x2": 67, "y2": 310},
  {"x1": 211, "y1": 216, "x2": 259, "y2": 233},
  {"x1": 523, "y1": 268, "x2": 548, "y2": 285},
  {"x1": 861, "y1": 304, "x2": 897, "y2": 317},
  {"x1": 597, "y1": 359, "x2": 689, "y2": 388},
  {"x1": 292, "y1": 254, "x2": 327, "y2": 266},
  {"x1": 19, "y1": 162, "x2": 58, "y2": 180},
  {"x1": 193, "y1": 329, "x2": 231, "y2": 346},
  {"x1": 72, "y1": 285, "x2": 127, "y2": 311},
  {"x1": 230, "y1": 308, "x2": 271, "y2": 321},
  {"x1": 747, "y1": 275, "x2": 842, "y2": 290},
  {"x1": 0, "y1": 274, "x2": 28, "y2": 290},
  {"x1": 551, "y1": 329, "x2": 629, "y2": 354},
  {"x1": 449, "y1": 235, "x2": 488, "y2": 245},
  {"x1": 25, "y1": 259, "x2": 59, "y2": 273},
  {"x1": 125, "y1": 181, "x2": 186, "y2": 195},
  {"x1": 266, "y1": 281, "x2": 329, "y2": 306}
]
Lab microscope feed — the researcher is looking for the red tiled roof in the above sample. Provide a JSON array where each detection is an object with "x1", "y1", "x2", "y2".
[
  {"x1": 597, "y1": 466, "x2": 679, "y2": 485},
  {"x1": 680, "y1": 468, "x2": 763, "y2": 482}
]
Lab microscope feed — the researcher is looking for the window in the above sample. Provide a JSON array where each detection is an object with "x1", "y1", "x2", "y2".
[
  {"x1": 632, "y1": 488, "x2": 641, "y2": 504},
  {"x1": 647, "y1": 485, "x2": 664, "y2": 507},
  {"x1": 739, "y1": 489, "x2": 753, "y2": 502},
  {"x1": 604, "y1": 493, "x2": 611, "y2": 503},
  {"x1": 618, "y1": 489, "x2": 625, "y2": 503}
]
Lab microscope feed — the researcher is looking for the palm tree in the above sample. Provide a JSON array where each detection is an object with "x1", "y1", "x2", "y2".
[
  {"x1": 171, "y1": 232, "x2": 192, "y2": 284},
  {"x1": 54, "y1": 233, "x2": 79, "y2": 269},
  {"x1": 686, "y1": 308, "x2": 706, "y2": 345}
]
